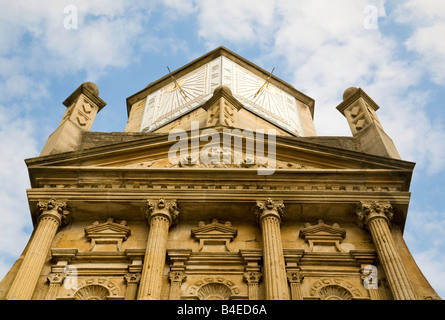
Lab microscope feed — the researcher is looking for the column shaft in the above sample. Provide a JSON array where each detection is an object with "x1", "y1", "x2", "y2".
[
  {"x1": 261, "y1": 216, "x2": 289, "y2": 300},
  {"x1": 256, "y1": 199, "x2": 289, "y2": 300},
  {"x1": 138, "y1": 216, "x2": 170, "y2": 300},
  {"x1": 368, "y1": 218, "x2": 416, "y2": 300},
  {"x1": 7, "y1": 215, "x2": 60, "y2": 300},
  {"x1": 137, "y1": 199, "x2": 179, "y2": 300},
  {"x1": 356, "y1": 201, "x2": 417, "y2": 300}
]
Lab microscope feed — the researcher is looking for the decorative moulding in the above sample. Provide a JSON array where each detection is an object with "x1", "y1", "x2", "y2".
[
  {"x1": 299, "y1": 220, "x2": 347, "y2": 253},
  {"x1": 84, "y1": 217, "x2": 131, "y2": 252},
  {"x1": 191, "y1": 219, "x2": 238, "y2": 252}
]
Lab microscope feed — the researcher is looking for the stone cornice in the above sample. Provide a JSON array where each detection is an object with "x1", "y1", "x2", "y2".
[{"x1": 24, "y1": 130, "x2": 416, "y2": 171}]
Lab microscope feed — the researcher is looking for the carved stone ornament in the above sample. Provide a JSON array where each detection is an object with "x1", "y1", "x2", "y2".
[
  {"x1": 255, "y1": 198, "x2": 285, "y2": 223},
  {"x1": 243, "y1": 272, "x2": 262, "y2": 284},
  {"x1": 84, "y1": 217, "x2": 131, "y2": 252},
  {"x1": 64, "y1": 277, "x2": 122, "y2": 300},
  {"x1": 187, "y1": 277, "x2": 240, "y2": 300},
  {"x1": 287, "y1": 271, "x2": 304, "y2": 284},
  {"x1": 355, "y1": 201, "x2": 394, "y2": 229},
  {"x1": 169, "y1": 271, "x2": 187, "y2": 283},
  {"x1": 299, "y1": 220, "x2": 347, "y2": 252},
  {"x1": 146, "y1": 199, "x2": 179, "y2": 225},
  {"x1": 124, "y1": 273, "x2": 141, "y2": 284},
  {"x1": 47, "y1": 273, "x2": 66, "y2": 285},
  {"x1": 37, "y1": 199, "x2": 71, "y2": 227},
  {"x1": 191, "y1": 219, "x2": 238, "y2": 252},
  {"x1": 310, "y1": 278, "x2": 362, "y2": 300}
]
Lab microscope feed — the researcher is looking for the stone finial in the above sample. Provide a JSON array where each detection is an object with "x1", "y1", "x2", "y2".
[
  {"x1": 342, "y1": 87, "x2": 359, "y2": 101},
  {"x1": 40, "y1": 81, "x2": 107, "y2": 156},
  {"x1": 336, "y1": 87, "x2": 401, "y2": 159}
]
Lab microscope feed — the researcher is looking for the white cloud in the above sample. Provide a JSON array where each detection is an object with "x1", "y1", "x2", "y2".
[
  {"x1": 405, "y1": 208, "x2": 445, "y2": 297},
  {"x1": 0, "y1": 104, "x2": 38, "y2": 280},
  {"x1": 395, "y1": 0, "x2": 445, "y2": 86},
  {"x1": 196, "y1": 0, "x2": 278, "y2": 49}
]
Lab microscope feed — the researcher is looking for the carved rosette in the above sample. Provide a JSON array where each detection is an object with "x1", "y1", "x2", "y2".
[
  {"x1": 255, "y1": 199, "x2": 285, "y2": 223},
  {"x1": 355, "y1": 201, "x2": 393, "y2": 229},
  {"x1": 37, "y1": 199, "x2": 71, "y2": 227},
  {"x1": 146, "y1": 199, "x2": 179, "y2": 226}
]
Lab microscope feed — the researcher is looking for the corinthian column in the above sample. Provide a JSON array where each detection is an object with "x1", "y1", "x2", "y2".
[
  {"x1": 7, "y1": 199, "x2": 70, "y2": 300},
  {"x1": 124, "y1": 273, "x2": 141, "y2": 300},
  {"x1": 138, "y1": 199, "x2": 179, "y2": 300},
  {"x1": 168, "y1": 271, "x2": 186, "y2": 300},
  {"x1": 243, "y1": 272, "x2": 262, "y2": 300},
  {"x1": 255, "y1": 199, "x2": 289, "y2": 300},
  {"x1": 356, "y1": 201, "x2": 417, "y2": 300},
  {"x1": 287, "y1": 270, "x2": 304, "y2": 300}
]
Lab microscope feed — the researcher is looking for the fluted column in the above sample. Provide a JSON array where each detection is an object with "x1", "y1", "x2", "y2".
[
  {"x1": 124, "y1": 273, "x2": 141, "y2": 300},
  {"x1": 138, "y1": 199, "x2": 179, "y2": 300},
  {"x1": 7, "y1": 199, "x2": 70, "y2": 300},
  {"x1": 255, "y1": 199, "x2": 289, "y2": 300},
  {"x1": 168, "y1": 271, "x2": 186, "y2": 300},
  {"x1": 356, "y1": 201, "x2": 417, "y2": 300},
  {"x1": 45, "y1": 273, "x2": 66, "y2": 300},
  {"x1": 287, "y1": 270, "x2": 304, "y2": 300},
  {"x1": 243, "y1": 272, "x2": 262, "y2": 300}
]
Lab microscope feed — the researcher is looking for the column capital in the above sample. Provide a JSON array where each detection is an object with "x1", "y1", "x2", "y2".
[
  {"x1": 169, "y1": 271, "x2": 187, "y2": 284},
  {"x1": 287, "y1": 270, "x2": 304, "y2": 284},
  {"x1": 124, "y1": 273, "x2": 141, "y2": 284},
  {"x1": 37, "y1": 199, "x2": 71, "y2": 227},
  {"x1": 47, "y1": 272, "x2": 66, "y2": 285},
  {"x1": 243, "y1": 272, "x2": 262, "y2": 285},
  {"x1": 255, "y1": 199, "x2": 284, "y2": 223},
  {"x1": 146, "y1": 199, "x2": 179, "y2": 226},
  {"x1": 355, "y1": 201, "x2": 393, "y2": 229}
]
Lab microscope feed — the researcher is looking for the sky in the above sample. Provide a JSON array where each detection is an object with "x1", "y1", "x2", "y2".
[{"x1": 0, "y1": 0, "x2": 444, "y2": 298}]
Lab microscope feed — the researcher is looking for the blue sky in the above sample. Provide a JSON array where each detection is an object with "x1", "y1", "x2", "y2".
[{"x1": 0, "y1": 0, "x2": 444, "y2": 298}]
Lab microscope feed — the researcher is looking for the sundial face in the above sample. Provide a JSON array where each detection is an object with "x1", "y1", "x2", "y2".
[{"x1": 140, "y1": 56, "x2": 303, "y2": 136}]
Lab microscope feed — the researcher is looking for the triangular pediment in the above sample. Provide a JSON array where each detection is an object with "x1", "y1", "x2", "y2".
[
  {"x1": 84, "y1": 218, "x2": 131, "y2": 239},
  {"x1": 191, "y1": 219, "x2": 238, "y2": 240}
]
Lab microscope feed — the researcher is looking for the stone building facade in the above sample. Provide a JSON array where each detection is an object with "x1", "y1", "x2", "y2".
[{"x1": 0, "y1": 47, "x2": 440, "y2": 300}]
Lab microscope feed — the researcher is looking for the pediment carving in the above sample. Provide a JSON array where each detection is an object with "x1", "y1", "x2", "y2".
[
  {"x1": 191, "y1": 219, "x2": 238, "y2": 252},
  {"x1": 84, "y1": 217, "x2": 131, "y2": 252},
  {"x1": 299, "y1": 220, "x2": 347, "y2": 253},
  {"x1": 126, "y1": 151, "x2": 317, "y2": 170}
]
